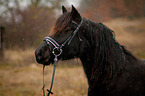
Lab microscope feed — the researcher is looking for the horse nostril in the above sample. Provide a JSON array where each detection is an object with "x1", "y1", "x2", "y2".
[
  {"x1": 35, "y1": 50, "x2": 43, "y2": 62},
  {"x1": 38, "y1": 51, "x2": 43, "y2": 57}
]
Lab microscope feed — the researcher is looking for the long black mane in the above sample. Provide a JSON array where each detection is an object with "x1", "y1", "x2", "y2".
[{"x1": 81, "y1": 17, "x2": 138, "y2": 87}]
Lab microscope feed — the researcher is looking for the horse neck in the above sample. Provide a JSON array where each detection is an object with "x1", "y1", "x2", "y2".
[{"x1": 80, "y1": 19, "x2": 128, "y2": 84}]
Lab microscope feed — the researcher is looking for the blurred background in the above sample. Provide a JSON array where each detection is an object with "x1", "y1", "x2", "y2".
[{"x1": 0, "y1": 0, "x2": 145, "y2": 96}]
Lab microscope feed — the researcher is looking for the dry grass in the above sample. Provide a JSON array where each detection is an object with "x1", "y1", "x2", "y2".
[
  {"x1": 0, "y1": 62, "x2": 88, "y2": 96},
  {"x1": 0, "y1": 18, "x2": 145, "y2": 96},
  {"x1": 0, "y1": 49, "x2": 88, "y2": 96}
]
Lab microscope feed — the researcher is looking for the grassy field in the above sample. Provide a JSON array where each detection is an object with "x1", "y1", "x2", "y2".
[
  {"x1": 0, "y1": 63, "x2": 88, "y2": 96},
  {"x1": 0, "y1": 18, "x2": 145, "y2": 96},
  {"x1": 0, "y1": 49, "x2": 88, "y2": 96}
]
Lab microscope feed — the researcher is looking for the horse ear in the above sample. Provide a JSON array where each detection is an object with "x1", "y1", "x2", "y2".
[
  {"x1": 71, "y1": 5, "x2": 81, "y2": 21},
  {"x1": 62, "y1": 5, "x2": 67, "y2": 14}
]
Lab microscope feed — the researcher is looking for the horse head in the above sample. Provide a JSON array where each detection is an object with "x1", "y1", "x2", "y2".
[{"x1": 35, "y1": 5, "x2": 87, "y2": 65}]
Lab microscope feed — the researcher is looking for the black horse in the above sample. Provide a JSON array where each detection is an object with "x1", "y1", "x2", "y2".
[{"x1": 35, "y1": 5, "x2": 145, "y2": 96}]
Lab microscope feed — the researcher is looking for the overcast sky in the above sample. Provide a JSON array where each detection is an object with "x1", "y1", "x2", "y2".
[{"x1": 66, "y1": 0, "x2": 81, "y2": 7}]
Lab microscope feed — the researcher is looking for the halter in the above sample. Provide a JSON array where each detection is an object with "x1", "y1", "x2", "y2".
[
  {"x1": 44, "y1": 17, "x2": 83, "y2": 57},
  {"x1": 42, "y1": 17, "x2": 83, "y2": 96}
]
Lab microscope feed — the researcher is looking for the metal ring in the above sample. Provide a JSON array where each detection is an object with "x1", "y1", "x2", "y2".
[{"x1": 52, "y1": 47, "x2": 62, "y2": 56}]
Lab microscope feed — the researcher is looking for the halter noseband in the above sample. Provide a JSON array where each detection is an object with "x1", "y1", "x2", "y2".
[{"x1": 44, "y1": 17, "x2": 83, "y2": 59}]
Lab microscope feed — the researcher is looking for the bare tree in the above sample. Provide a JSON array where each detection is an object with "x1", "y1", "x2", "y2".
[{"x1": 0, "y1": 0, "x2": 65, "y2": 49}]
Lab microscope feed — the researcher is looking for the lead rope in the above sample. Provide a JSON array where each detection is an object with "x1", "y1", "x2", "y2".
[
  {"x1": 42, "y1": 65, "x2": 45, "y2": 96},
  {"x1": 42, "y1": 56, "x2": 58, "y2": 96}
]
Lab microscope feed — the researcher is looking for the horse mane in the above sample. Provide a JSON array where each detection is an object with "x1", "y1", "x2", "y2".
[
  {"x1": 121, "y1": 45, "x2": 138, "y2": 60},
  {"x1": 82, "y1": 18, "x2": 138, "y2": 86},
  {"x1": 49, "y1": 12, "x2": 72, "y2": 36}
]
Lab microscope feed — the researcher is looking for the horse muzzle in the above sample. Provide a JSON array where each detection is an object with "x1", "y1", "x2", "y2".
[{"x1": 35, "y1": 42, "x2": 53, "y2": 65}]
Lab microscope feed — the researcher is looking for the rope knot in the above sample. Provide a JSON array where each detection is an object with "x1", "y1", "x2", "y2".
[{"x1": 47, "y1": 89, "x2": 53, "y2": 95}]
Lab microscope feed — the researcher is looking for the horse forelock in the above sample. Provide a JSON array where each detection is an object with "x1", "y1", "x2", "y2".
[{"x1": 49, "y1": 12, "x2": 72, "y2": 36}]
